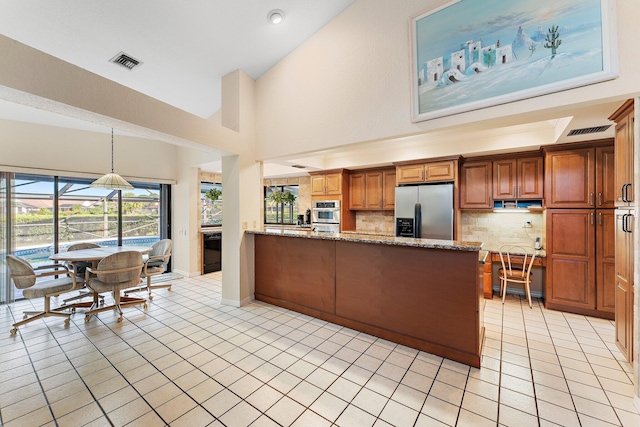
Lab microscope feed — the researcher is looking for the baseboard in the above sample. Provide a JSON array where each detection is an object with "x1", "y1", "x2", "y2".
[
  {"x1": 221, "y1": 295, "x2": 254, "y2": 307},
  {"x1": 492, "y1": 285, "x2": 543, "y2": 299},
  {"x1": 172, "y1": 269, "x2": 197, "y2": 278}
]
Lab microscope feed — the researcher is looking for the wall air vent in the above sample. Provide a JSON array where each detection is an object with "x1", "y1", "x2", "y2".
[
  {"x1": 290, "y1": 165, "x2": 307, "y2": 169},
  {"x1": 109, "y1": 52, "x2": 143, "y2": 71},
  {"x1": 567, "y1": 125, "x2": 611, "y2": 136}
]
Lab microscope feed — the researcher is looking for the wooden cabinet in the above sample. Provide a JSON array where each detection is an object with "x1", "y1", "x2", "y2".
[
  {"x1": 609, "y1": 100, "x2": 635, "y2": 362},
  {"x1": 545, "y1": 148, "x2": 595, "y2": 208},
  {"x1": 609, "y1": 99, "x2": 635, "y2": 207},
  {"x1": 311, "y1": 171, "x2": 342, "y2": 196},
  {"x1": 493, "y1": 157, "x2": 543, "y2": 200},
  {"x1": 546, "y1": 209, "x2": 595, "y2": 312},
  {"x1": 460, "y1": 161, "x2": 492, "y2": 209},
  {"x1": 596, "y1": 145, "x2": 616, "y2": 208},
  {"x1": 545, "y1": 209, "x2": 615, "y2": 318},
  {"x1": 382, "y1": 169, "x2": 396, "y2": 210},
  {"x1": 396, "y1": 160, "x2": 456, "y2": 184},
  {"x1": 614, "y1": 210, "x2": 634, "y2": 361},
  {"x1": 544, "y1": 144, "x2": 613, "y2": 208},
  {"x1": 348, "y1": 168, "x2": 395, "y2": 210},
  {"x1": 365, "y1": 171, "x2": 383, "y2": 209},
  {"x1": 596, "y1": 210, "x2": 616, "y2": 313},
  {"x1": 348, "y1": 173, "x2": 365, "y2": 209}
]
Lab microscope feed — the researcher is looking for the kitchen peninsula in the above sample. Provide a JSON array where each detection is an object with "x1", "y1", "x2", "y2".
[{"x1": 247, "y1": 229, "x2": 485, "y2": 367}]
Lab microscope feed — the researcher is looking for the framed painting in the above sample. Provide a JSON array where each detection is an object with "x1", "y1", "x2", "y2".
[{"x1": 410, "y1": 0, "x2": 618, "y2": 122}]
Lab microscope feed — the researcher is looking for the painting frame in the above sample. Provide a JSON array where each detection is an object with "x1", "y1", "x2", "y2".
[{"x1": 410, "y1": 0, "x2": 619, "y2": 123}]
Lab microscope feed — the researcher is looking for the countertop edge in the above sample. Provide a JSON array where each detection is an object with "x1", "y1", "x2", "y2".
[{"x1": 245, "y1": 229, "x2": 483, "y2": 252}]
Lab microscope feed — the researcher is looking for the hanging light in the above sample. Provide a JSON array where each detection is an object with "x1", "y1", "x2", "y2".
[{"x1": 90, "y1": 128, "x2": 133, "y2": 190}]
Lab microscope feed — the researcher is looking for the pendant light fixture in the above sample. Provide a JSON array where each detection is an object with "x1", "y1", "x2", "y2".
[{"x1": 90, "y1": 128, "x2": 133, "y2": 190}]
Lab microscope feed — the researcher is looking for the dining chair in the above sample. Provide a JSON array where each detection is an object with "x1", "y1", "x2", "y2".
[
  {"x1": 498, "y1": 244, "x2": 536, "y2": 308},
  {"x1": 125, "y1": 239, "x2": 172, "y2": 300},
  {"x1": 6, "y1": 255, "x2": 80, "y2": 334},
  {"x1": 84, "y1": 251, "x2": 146, "y2": 323},
  {"x1": 61, "y1": 242, "x2": 105, "y2": 308}
]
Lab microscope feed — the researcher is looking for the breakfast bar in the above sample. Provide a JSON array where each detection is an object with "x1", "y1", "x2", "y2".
[{"x1": 247, "y1": 229, "x2": 485, "y2": 368}]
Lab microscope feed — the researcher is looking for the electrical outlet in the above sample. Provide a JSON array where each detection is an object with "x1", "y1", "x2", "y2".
[{"x1": 523, "y1": 221, "x2": 532, "y2": 228}]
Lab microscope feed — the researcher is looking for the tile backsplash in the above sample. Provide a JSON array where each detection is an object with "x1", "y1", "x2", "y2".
[
  {"x1": 461, "y1": 211, "x2": 545, "y2": 251},
  {"x1": 356, "y1": 211, "x2": 395, "y2": 235}
]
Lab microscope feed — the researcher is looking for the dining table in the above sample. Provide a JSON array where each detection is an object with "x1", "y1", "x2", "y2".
[
  {"x1": 50, "y1": 245, "x2": 153, "y2": 311},
  {"x1": 49, "y1": 245, "x2": 152, "y2": 264}
]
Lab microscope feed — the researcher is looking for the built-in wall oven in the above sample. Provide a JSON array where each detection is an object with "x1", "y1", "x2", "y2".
[{"x1": 312, "y1": 200, "x2": 340, "y2": 233}]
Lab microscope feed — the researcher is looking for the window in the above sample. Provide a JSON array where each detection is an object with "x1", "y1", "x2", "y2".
[
  {"x1": 264, "y1": 185, "x2": 299, "y2": 224},
  {"x1": 201, "y1": 182, "x2": 223, "y2": 226}
]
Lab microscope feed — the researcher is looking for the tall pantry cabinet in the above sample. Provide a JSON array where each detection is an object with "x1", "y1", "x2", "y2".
[
  {"x1": 544, "y1": 142, "x2": 616, "y2": 318},
  {"x1": 609, "y1": 100, "x2": 635, "y2": 362}
]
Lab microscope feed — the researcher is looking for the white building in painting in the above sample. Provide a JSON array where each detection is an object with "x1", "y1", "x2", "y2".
[
  {"x1": 450, "y1": 49, "x2": 466, "y2": 72},
  {"x1": 424, "y1": 57, "x2": 444, "y2": 84},
  {"x1": 422, "y1": 38, "x2": 513, "y2": 86},
  {"x1": 466, "y1": 40, "x2": 482, "y2": 65}
]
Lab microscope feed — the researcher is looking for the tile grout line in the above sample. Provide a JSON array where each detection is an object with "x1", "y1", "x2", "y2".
[
  {"x1": 562, "y1": 311, "x2": 624, "y2": 426},
  {"x1": 519, "y1": 295, "x2": 542, "y2": 427}
]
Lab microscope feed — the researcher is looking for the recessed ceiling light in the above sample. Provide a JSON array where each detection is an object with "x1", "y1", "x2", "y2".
[{"x1": 268, "y1": 9, "x2": 285, "y2": 25}]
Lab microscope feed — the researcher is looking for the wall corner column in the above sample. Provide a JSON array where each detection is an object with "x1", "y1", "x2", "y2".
[{"x1": 221, "y1": 154, "x2": 262, "y2": 306}]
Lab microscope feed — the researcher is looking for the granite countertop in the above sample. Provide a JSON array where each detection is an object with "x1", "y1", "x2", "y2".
[
  {"x1": 246, "y1": 229, "x2": 483, "y2": 252},
  {"x1": 481, "y1": 243, "x2": 546, "y2": 258},
  {"x1": 201, "y1": 227, "x2": 222, "y2": 234}
]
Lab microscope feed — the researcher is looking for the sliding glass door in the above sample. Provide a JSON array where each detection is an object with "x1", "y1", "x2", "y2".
[{"x1": 0, "y1": 172, "x2": 169, "y2": 303}]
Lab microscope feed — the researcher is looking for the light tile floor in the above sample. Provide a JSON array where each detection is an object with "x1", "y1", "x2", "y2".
[{"x1": 1, "y1": 272, "x2": 639, "y2": 426}]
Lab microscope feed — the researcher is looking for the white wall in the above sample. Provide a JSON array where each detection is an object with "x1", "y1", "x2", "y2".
[
  {"x1": 255, "y1": 0, "x2": 640, "y2": 160},
  {"x1": 0, "y1": 119, "x2": 177, "y2": 181}
]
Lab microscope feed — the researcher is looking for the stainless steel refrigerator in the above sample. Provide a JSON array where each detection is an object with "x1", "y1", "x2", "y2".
[{"x1": 394, "y1": 183, "x2": 454, "y2": 240}]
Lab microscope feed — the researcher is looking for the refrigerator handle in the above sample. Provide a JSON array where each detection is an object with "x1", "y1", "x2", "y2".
[{"x1": 414, "y1": 203, "x2": 422, "y2": 238}]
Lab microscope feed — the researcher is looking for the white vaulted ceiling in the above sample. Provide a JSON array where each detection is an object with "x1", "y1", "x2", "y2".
[{"x1": 0, "y1": 0, "x2": 355, "y2": 118}]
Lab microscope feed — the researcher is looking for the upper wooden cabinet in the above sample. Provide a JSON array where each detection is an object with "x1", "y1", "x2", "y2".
[
  {"x1": 382, "y1": 169, "x2": 396, "y2": 210},
  {"x1": 493, "y1": 156, "x2": 543, "y2": 200},
  {"x1": 348, "y1": 168, "x2": 395, "y2": 210},
  {"x1": 544, "y1": 143, "x2": 613, "y2": 208},
  {"x1": 396, "y1": 160, "x2": 456, "y2": 184},
  {"x1": 310, "y1": 171, "x2": 343, "y2": 196},
  {"x1": 596, "y1": 145, "x2": 616, "y2": 208},
  {"x1": 609, "y1": 99, "x2": 635, "y2": 207},
  {"x1": 348, "y1": 173, "x2": 365, "y2": 210},
  {"x1": 460, "y1": 161, "x2": 492, "y2": 209}
]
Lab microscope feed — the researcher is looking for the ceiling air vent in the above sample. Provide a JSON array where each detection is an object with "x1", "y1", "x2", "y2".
[
  {"x1": 290, "y1": 165, "x2": 307, "y2": 169},
  {"x1": 567, "y1": 125, "x2": 611, "y2": 137},
  {"x1": 109, "y1": 52, "x2": 142, "y2": 71}
]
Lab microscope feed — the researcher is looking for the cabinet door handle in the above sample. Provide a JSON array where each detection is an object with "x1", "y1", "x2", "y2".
[
  {"x1": 513, "y1": 185, "x2": 516, "y2": 197},
  {"x1": 622, "y1": 183, "x2": 630, "y2": 203},
  {"x1": 598, "y1": 192, "x2": 603, "y2": 206},
  {"x1": 625, "y1": 214, "x2": 633, "y2": 233},
  {"x1": 623, "y1": 213, "x2": 629, "y2": 233},
  {"x1": 518, "y1": 185, "x2": 521, "y2": 197},
  {"x1": 598, "y1": 212, "x2": 602, "y2": 226},
  {"x1": 589, "y1": 192, "x2": 594, "y2": 206},
  {"x1": 621, "y1": 184, "x2": 627, "y2": 202},
  {"x1": 590, "y1": 212, "x2": 595, "y2": 226}
]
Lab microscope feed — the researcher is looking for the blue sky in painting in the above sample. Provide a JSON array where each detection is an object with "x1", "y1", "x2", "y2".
[{"x1": 416, "y1": 0, "x2": 602, "y2": 66}]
